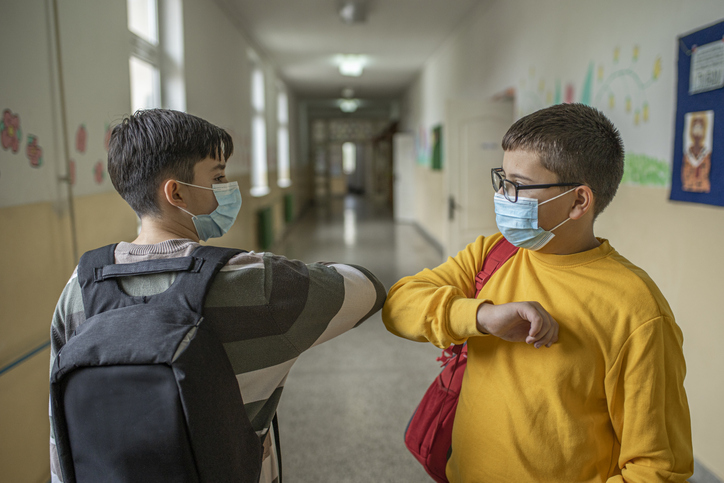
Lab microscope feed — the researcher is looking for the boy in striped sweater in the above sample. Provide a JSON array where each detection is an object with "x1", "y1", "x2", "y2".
[{"x1": 49, "y1": 109, "x2": 386, "y2": 483}]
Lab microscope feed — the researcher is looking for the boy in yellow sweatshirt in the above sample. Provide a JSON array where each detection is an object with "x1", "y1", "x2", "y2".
[{"x1": 382, "y1": 103, "x2": 693, "y2": 482}]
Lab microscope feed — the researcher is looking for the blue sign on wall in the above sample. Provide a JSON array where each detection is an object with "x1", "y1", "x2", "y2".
[{"x1": 671, "y1": 19, "x2": 724, "y2": 206}]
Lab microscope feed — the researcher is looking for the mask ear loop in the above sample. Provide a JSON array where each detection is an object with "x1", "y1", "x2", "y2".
[
  {"x1": 549, "y1": 217, "x2": 571, "y2": 232},
  {"x1": 539, "y1": 186, "x2": 578, "y2": 206},
  {"x1": 167, "y1": 180, "x2": 201, "y2": 220},
  {"x1": 177, "y1": 206, "x2": 197, "y2": 219},
  {"x1": 175, "y1": 179, "x2": 215, "y2": 191},
  {"x1": 539, "y1": 187, "x2": 577, "y2": 234},
  {"x1": 173, "y1": 179, "x2": 216, "y2": 219}
]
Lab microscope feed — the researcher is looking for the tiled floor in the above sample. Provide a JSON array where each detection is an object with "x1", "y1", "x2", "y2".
[{"x1": 274, "y1": 195, "x2": 444, "y2": 482}]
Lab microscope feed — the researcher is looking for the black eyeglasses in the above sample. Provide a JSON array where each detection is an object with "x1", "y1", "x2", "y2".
[{"x1": 491, "y1": 168, "x2": 583, "y2": 203}]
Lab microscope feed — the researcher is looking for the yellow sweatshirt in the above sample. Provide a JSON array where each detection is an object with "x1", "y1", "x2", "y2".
[{"x1": 382, "y1": 233, "x2": 693, "y2": 482}]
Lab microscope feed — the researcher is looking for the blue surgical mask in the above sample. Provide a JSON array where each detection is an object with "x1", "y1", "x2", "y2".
[
  {"x1": 176, "y1": 181, "x2": 242, "y2": 241},
  {"x1": 494, "y1": 189, "x2": 575, "y2": 251}
]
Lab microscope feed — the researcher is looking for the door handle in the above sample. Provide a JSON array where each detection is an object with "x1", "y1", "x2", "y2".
[{"x1": 448, "y1": 196, "x2": 461, "y2": 220}]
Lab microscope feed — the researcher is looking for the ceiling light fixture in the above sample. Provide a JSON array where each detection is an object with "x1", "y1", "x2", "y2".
[
  {"x1": 338, "y1": 0, "x2": 366, "y2": 24},
  {"x1": 337, "y1": 54, "x2": 366, "y2": 77},
  {"x1": 339, "y1": 99, "x2": 359, "y2": 113}
]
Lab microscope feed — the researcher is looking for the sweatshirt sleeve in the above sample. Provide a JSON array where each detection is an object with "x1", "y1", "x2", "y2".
[
  {"x1": 604, "y1": 316, "x2": 694, "y2": 482},
  {"x1": 382, "y1": 235, "x2": 497, "y2": 349}
]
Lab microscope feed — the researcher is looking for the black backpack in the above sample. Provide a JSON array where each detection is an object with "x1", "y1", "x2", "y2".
[{"x1": 50, "y1": 244, "x2": 263, "y2": 483}]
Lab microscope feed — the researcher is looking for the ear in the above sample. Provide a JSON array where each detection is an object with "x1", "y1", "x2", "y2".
[
  {"x1": 160, "y1": 179, "x2": 187, "y2": 209},
  {"x1": 568, "y1": 185, "x2": 594, "y2": 220}
]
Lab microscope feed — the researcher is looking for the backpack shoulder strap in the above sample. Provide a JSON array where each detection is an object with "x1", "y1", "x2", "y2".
[
  {"x1": 77, "y1": 244, "x2": 120, "y2": 319},
  {"x1": 77, "y1": 244, "x2": 243, "y2": 318},
  {"x1": 474, "y1": 237, "x2": 518, "y2": 297},
  {"x1": 172, "y1": 246, "x2": 243, "y2": 314}
]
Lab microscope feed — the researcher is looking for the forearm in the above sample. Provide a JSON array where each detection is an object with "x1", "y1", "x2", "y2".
[
  {"x1": 382, "y1": 236, "x2": 501, "y2": 348},
  {"x1": 304, "y1": 262, "x2": 387, "y2": 348},
  {"x1": 382, "y1": 276, "x2": 485, "y2": 348}
]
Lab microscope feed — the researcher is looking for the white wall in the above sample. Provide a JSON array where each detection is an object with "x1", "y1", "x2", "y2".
[
  {"x1": 184, "y1": 0, "x2": 254, "y2": 177},
  {"x1": 401, "y1": 0, "x2": 724, "y2": 478}
]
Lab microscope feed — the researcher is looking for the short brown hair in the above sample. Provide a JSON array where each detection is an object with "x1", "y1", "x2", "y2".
[
  {"x1": 108, "y1": 109, "x2": 233, "y2": 217},
  {"x1": 501, "y1": 103, "x2": 624, "y2": 218}
]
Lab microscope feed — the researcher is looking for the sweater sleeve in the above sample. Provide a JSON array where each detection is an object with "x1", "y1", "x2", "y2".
[
  {"x1": 604, "y1": 316, "x2": 693, "y2": 482},
  {"x1": 50, "y1": 272, "x2": 83, "y2": 483},
  {"x1": 382, "y1": 235, "x2": 496, "y2": 349},
  {"x1": 303, "y1": 261, "x2": 387, "y2": 349}
]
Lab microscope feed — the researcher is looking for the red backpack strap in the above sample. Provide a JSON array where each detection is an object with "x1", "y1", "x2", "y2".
[{"x1": 474, "y1": 238, "x2": 519, "y2": 297}]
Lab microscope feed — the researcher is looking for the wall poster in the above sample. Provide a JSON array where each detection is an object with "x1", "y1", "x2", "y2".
[
  {"x1": 671, "y1": 19, "x2": 724, "y2": 206},
  {"x1": 431, "y1": 124, "x2": 443, "y2": 171}
]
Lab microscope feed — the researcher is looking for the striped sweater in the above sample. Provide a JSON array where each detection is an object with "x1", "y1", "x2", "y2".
[{"x1": 49, "y1": 239, "x2": 387, "y2": 483}]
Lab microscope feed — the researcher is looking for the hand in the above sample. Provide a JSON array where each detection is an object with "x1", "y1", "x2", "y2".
[{"x1": 476, "y1": 302, "x2": 559, "y2": 348}]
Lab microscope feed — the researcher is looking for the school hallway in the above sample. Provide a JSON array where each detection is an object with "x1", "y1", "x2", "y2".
[
  {"x1": 3, "y1": 0, "x2": 724, "y2": 481},
  {"x1": 273, "y1": 195, "x2": 443, "y2": 482}
]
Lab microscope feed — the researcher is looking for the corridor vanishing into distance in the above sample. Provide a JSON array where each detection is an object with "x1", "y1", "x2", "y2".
[{"x1": 275, "y1": 195, "x2": 443, "y2": 482}]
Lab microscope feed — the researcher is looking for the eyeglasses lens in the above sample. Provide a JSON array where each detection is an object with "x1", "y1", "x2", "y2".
[
  {"x1": 491, "y1": 170, "x2": 501, "y2": 192},
  {"x1": 492, "y1": 169, "x2": 518, "y2": 202},
  {"x1": 504, "y1": 181, "x2": 517, "y2": 202}
]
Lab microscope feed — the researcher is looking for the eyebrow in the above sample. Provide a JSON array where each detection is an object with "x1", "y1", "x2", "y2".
[
  {"x1": 507, "y1": 172, "x2": 536, "y2": 184},
  {"x1": 211, "y1": 162, "x2": 226, "y2": 171}
]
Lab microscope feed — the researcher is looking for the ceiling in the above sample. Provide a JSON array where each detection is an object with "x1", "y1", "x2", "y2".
[{"x1": 214, "y1": 0, "x2": 484, "y2": 100}]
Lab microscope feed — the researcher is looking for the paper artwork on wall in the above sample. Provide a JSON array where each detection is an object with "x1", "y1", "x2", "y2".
[
  {"x1": 1, "y1": 109, "x2": 22, "y2": 153},
  {"x1": 104, "y1": 123, "x2": 111, "y2": 151},
  {"x1": 431, "y1": 125, "x2": 443, "y2": 171},
  {"x1": 689, "y1": 39, "x2": 724, "y2": 94},
  {"x1": 518, "y1": 44, "x2": 667, "y2": 187},
  {"x1": 592, "y1": 48, "x2": 660, "y2": 126},
  {"x1": 76, "y1": 124, "x2": 87, "y2": 153},
  {"x1": 93, "y1": 161, "x2": 104, "y2": 184},
  {"x1": 519, "y1": 45, "x2": 660, "y2": 125},
  {"x1": 26, "y1": 134, "x2": 43, "y2": 168},
  {"x1": 564, "y1": 83, "x2": 575, "y2": 104},
  {"x1": 619, "y1": 154, "x2": 669, "y2": 186},
  {"x1": 681, "y1": 111, "x2": 713, "y2": 193},
  {"x1": 671, "y1": 19, "x2": 724, "y2": 207}
]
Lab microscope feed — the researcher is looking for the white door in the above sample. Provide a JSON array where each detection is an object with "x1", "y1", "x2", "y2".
[
  {"x1": 393, "y1": 133, "x2": 416, "y2": 222},
  {"x1": 445, "y1": 98, "x2": 514, "y2": 256}
]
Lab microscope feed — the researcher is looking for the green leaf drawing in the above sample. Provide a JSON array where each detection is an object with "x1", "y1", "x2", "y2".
[{"x1": 621, "y1": 153, "x2": 670, "y2": 186}]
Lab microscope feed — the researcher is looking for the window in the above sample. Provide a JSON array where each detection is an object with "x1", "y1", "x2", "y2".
[
  {"x1": 250, "y1": 68, "x2": 269, "y2": 197},
  {"x1": 277, "y1": 90, "x2": 291, "y2": 188},
  {"x1": 129, "y1": 56, "x2": 161, "y2": 112},
  {"x1": 127, "y1": 0, "x2": 185, "y2": 112},
  {"x1": 127, "y1": 0, "x2": 158, "y2": 44},
  {"x1": 342, "y1": 142, "x2": 356, "y2": 174}
]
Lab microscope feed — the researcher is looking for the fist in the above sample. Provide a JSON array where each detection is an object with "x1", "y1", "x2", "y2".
[{"x1": 476, "y1": 301, "x2": 559, "y2": 348}]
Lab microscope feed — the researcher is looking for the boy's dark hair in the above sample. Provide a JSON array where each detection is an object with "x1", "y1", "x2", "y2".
[
  {"x1": 108, "y1": 109, "x2": 233, "y2": 217},
  {"x1": 501, "y1": 103, "x2": 624, "y2": 218}
]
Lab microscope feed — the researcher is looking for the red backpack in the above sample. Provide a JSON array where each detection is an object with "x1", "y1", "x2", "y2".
[{"x1": 403, "y1": 239, "x2": 518, "y2": 483}]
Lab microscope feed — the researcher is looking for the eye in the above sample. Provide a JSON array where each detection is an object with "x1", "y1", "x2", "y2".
[{"x1": 214, "y1": 175, "x2": 227, "y2": 183}]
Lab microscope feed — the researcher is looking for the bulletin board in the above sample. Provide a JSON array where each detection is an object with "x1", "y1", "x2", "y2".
[{"x1": 670, "y1": 19, "x2": 724, "y2": 206}]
